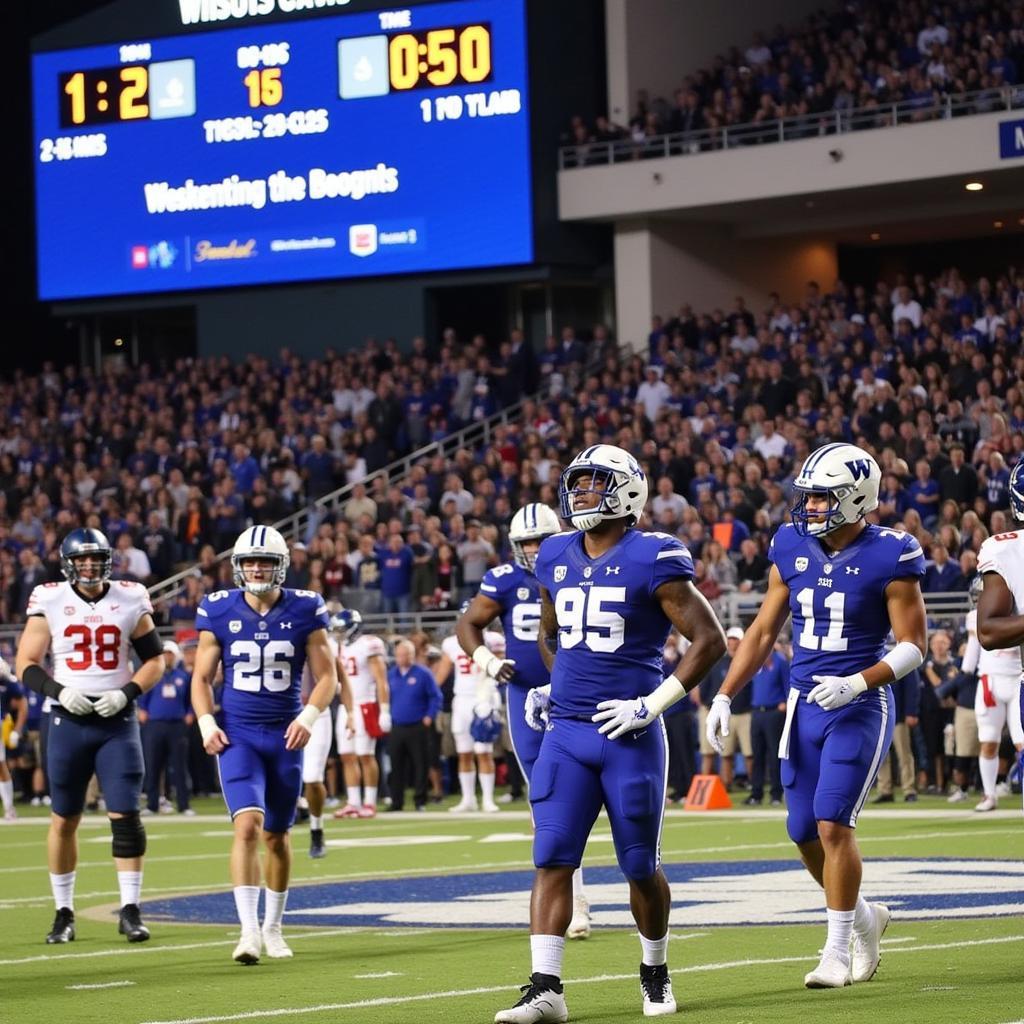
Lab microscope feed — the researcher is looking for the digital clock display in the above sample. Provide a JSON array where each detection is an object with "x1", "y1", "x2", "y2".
[{"x1": 32, "y1": 0, "x2": 531, "y2": 302}]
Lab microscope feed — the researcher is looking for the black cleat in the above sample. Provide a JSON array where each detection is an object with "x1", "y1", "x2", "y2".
[
  {"x1": 640, "y1": 962, "x2": 677, "y2": 1016},
  {"x1": 309, "y1": 828, "x2": 326, "y2": 859},
  {"x1": 118, "y1": 903, "x2": 151, "y2": 943},
  {"x1": 46, "y1": 907, "x2": 75, "y2": 944}
]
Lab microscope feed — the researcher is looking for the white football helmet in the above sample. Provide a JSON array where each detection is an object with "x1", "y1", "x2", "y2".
[
  {"x1": 509, "y1": 503, "x2": 561, "y2": 572},
  {"x1": 791, "y1": 443, "x2": 881, "y2": 536},
  {"x1": 559, "y1": 444, "x2": 648, "y2": 532},
  {"x1": 231, "y1": 525, "x2": 290, "y2": 594}
]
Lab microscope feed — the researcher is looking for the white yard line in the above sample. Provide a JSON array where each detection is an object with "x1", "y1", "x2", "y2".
[{"x1": 67, "y1": 980, "x2": 137, "y2": 990}]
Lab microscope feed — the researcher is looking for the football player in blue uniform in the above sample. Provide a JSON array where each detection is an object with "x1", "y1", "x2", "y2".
[
  {"x1": 495, "y1": 445, "x2": 726, "y2": 1023},
  {"x1": 191, "y1": 526, "x2": 339, "y2": 965},
  {"x1": 459, "y1": 503, "x2": 592, "y2": 938},
  {"x1": 706, "y1": 443, "x2": 927, "y2": 989}
]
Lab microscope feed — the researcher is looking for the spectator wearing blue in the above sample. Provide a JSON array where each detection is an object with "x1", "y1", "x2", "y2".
[
  {"x1": 387, "y1": 639, "x2": 442, "y2": 811},
  {"x1": 984, "y1": 451, "x2": 1011, "y2": 510},
  {"x1": 745, "y1": 645, "x2": 789, "y2": 805},
  {"x1": 922, "y1": 544, "x2": 962, "y2": 593},
  {"x1": 935, "y1": 656, "x2": 980, "y2": 803},
  {"x1": 228, "y1": 443, "x2": 261, "y2": 496},
  {"x1": 874, "y1": 665, "x2": 922, "y2": 803},
  {"x1": 906, "y1": 458, "x2": 940, "y2": 528},
  {"x1": 139, "y1": 642, "x2": 195, "y2": 815},
  {"x1": 380, "y1": 534, "x2": 415, "y2": 615},
  {"x1": 301, "y1": 434, "x2": 337, "y2": 500}
]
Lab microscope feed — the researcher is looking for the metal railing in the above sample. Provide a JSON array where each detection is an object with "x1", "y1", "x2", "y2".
[{"x1": 559, "y1": 85, "x2": 1024, "y2": 169}]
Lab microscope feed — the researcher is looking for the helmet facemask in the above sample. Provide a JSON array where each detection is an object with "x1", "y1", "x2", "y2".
[
  {"x1": 232, "y1": 555, "x2": 286, "y2": 595},
  {"x1": 560, "y1": 467, "x2": 623, "y2": 531},
  {"x1": 63, "y1": 550, "x2": 112, "y2": 586}
]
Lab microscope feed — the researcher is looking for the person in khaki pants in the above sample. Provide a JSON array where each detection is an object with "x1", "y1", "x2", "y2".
[{"x1": 874, "y1": 666, "x2": 921, "y2": 802}]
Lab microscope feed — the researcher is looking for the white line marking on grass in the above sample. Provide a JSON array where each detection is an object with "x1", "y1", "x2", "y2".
[
  {"x1": 880, "y1": 936, "x2": 917, "y2": 944},
  {"x1": 353, "y1": 972, "x2": 402, "y2": 979},
  {"x1": 135, "y1": 934, "x2": 1024, "y2": 1024},
  {"x1": 669, "y1": 932, "x2": 709, "y2": 941},
  {"x1": 67, "y1": 980, "x2": 137, "y2": 990}
]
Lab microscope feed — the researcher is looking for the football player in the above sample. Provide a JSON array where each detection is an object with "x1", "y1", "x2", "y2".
[
  {"x1": 331, "y1": 609, "x2": 391, "y2": 820},
  {"x1": 190, "y1": 526, "x2": 339, "y2": 964},
  {"x1": 975, "y1": 459, "x2": 1024, "y2": 815},
  {"x1": 458, "y1": 502, "x2": 593, "y2": 940},
  {"x1": 707, "y1": 444, "x2": 927, "y2": 989},
  {"x1": 15, "y1": 528, "x2": 166, "y2": 944},
  {"x1": 495, "y1": 445, "x2": 726, "y2": 1023},
  {"x1": 0, "y1": 655, "x2": 27, "y2": 820},
  {"x1": 435, "y1": 617, "x2": 505, "y2": 813}
]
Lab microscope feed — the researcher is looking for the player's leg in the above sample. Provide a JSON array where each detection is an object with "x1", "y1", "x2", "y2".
[
  {"x1": 451, "y1": 696, "x2": 478, "y2": 811},
  {"x1": 975, "y1": 674, "x2": 1006, "y2": 810},
  {"x1": 496, "y1": 722, "x2": 602, "y2": 1024},
  {"x1": 356, "y1": 736, "x2": 380, "y2": 816},
  {"x1": 261, "y1": 738, "x2": 303, "y2": 958},
  {"x1": 302, "y1": 712, "x2": 332, "y2": 857},
  {"x1": 335, "y1": 703, "x2": 364, "y2": 817},
  {"x1": 0, "y1": 743, "x2": 15, "y2": 820},
  {"x1": 601, "y1": 721, "x2": 676, "y2": 1016},
  {"x1": 476, "y1": 746, "x2": 498, "y2": 812}
]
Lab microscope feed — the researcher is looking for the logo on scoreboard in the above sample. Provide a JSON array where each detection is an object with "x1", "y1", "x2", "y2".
[
  {"x1": 349, "y1": 224, "x2": 378, "y2": 257},
  {"x1": 130, "y1": 241, "x2": 178, "y2": 270}
]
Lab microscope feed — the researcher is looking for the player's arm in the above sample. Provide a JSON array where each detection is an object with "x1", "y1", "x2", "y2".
[
  {"x1": 92, "y1": 612, "x2": 166, "y2": 718},
  {"x1": 976, "y1": 571, "x2": 1024, "y2": 650},
  {"x1": 457, "y1": 593, "x2": 515, "y2": 683},
  {"x1": 191, "y1": 631, "x2": 230, "y2": 754},
  {"x1": 806, "y1": 576, "x2": 927, "y2": 711},
  {"x1": 285, "y1": 628, "x2": 338, "y2": 751},
  {"x1": 537, "y1": 585, "x2": 557, "y2": 674},
  {"x1": 16, "y1": 614, "x2": 96, "y2": 716},
  {"x1": 432, "y1": 651, "x2": 454, "y2": 687},
  {"x1": 368, "y1": 652, "x2": 391, "y2": 732}
]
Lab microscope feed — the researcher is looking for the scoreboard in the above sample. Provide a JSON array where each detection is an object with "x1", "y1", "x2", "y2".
[{"x1": 31, "y1": 0, "x2": 532, "y2": 301}]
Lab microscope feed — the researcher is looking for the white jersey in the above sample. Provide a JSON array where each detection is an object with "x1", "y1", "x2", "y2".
[
  {"x1": 340, "y1": 634, "x2": 387, "y2": 703},
  {"x1": 443, "y1": 630, "x2": 504, "y2": 698},
  {"x1": 27, "y1": 580, "x2": 152, "y2": 695},
  {"x1": 977, "y1": 532, "x2": 1024, "y2": 674},
  {"x1": 965, "y1": 608, "x2": 1022, "y2": 676}
]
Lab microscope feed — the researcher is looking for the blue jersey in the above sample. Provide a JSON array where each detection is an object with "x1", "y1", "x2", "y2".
[
  {"x1": 534, "y1": 529, "x2": 694, "y2": 718},
  {"x1": 196, "y1": 588, "x2": 329, "y2": 724},
  {"x1": 478, "y1": 562, "x2": 549, "y2": 689},
  {"x1": 768, "y1": 523, "x2": 926, "y2": 696}
]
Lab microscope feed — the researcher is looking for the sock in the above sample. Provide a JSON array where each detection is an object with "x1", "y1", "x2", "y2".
[
  {"x1": 118, "y1": 870, "x2": 142, "y2": 907},
  {"x1": 309, "y1": 815, "x2": 323, "y2": 830},
  {"x1": 530, "y1": 934, "x2": 565, "y2": 978},
  {"x1": 639, "y1": 931, "x2": 669, "y2": 967},
  {"x1": 458, "y1": 771, "x2": 476, "y2": 802},
  {"x1": 853, "y1": 896, "x2": 873, "y2": 934},
  {"x1": 50, "y1": 871, "x2": 76, "y2": 912},
  {"x1": 479, "y1": 772, "x2": 496, "y2": 805},
  {"x1": 364, "y1": 786, "x2": 378, "y2": 807},
  {"x1": 824, "y1": 908, "x2": 855, "y2": 963},
  {"x1": 0, "y1": 779, "x2": 13, "y2": 813},
  {"x1": 347, "y1": 786, "x2": 362, "y2": 807},
  {"x1": 233, "y1": 885, "x2": 261, "y2": 933},
  {"x1": 572, "y1": 867, "x2": 586, "y2": 902},
  {"x1": 263, "y1": 888, "x2": 288, "y2": 930},
  {"x1": 979, "y1": 754, "x2": 998, "y2": 798}
]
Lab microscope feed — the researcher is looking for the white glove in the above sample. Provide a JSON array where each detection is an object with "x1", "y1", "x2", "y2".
[
  {"x1": 93, "y1": 689, "x2": 129, "y2": 718},
  {"x1": 8, "y1": 729, "x2": 20, "y2": 749},
  {"x1": 705, "y1": 694, "x2": 732, "y2": 754},
  {"x1": 58, "y1": 687, "x2": 95, "y2": 716},
  {"x1": 378, "y1": 704, "x2": 392, "y2": 734},
  {"x1": 807, "y1": 673, "x2": 868, "y2": 711},
  {"x1": 592, "y1": 697, "x2": 653, "y2": 740},
  {"x1": 525, "y1": 686, "x2": 552, "y2": 732},
  {"x1": 472, "y1": 644, "x2": 516, "y2": 682}
]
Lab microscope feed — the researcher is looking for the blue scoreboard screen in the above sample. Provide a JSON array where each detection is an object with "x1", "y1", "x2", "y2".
[{"x1": 31, "y1": 0, "x2": 532, "y2": 301}]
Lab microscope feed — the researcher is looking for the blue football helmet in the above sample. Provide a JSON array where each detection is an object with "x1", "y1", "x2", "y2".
[
  {"x1": 470, "y1": 709, "x2": 503, "y2": 744},
  {"x1": 1009, "y1": 459, "x2": 1024, "y2": 522},
  {"x1": 330, "y1": 608, "x2": 363, "y2": 644},
  {"x1": 59, "y1": 528, "x2": 112, "y2": 584}
]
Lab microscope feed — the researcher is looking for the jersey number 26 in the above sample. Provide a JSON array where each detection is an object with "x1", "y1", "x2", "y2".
[{"x1": 230, "y1": 640, "x2": 295, "y2": 692}]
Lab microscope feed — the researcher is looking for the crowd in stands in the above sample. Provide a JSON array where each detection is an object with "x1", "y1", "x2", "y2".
[{"x1": 563, "y1": 0, "x2": 1024, "y2": 163}]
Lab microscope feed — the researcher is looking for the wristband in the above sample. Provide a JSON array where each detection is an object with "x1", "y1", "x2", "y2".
[
  {"x1": 296, "y1": 704, "x2": 321, "y2": 731},
  {"x1": 881, "y1": 641, "x2": 924, "y2": 681},
  {"x1": 22, "y1": 664, "x2": 64, "y2": 701},
  {"x1": 198, "y1": 714, "x2": 219, "y2": 743},
  {"x1": 471, "y1": 645, "x2": 497, "y2": 674},
  {"x1": 380, "y1": 703, "x2": 390, "y2": 716},
  {"x1": 121, "y1": 682, "x2": 143, "y2": 702},
  {"x1": 643, "y1": 674, "x2": 686, "y2": 718}
]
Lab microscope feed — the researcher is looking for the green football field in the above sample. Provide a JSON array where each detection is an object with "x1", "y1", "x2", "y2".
[{"x1": 2, "y1": 796, "x2": 1021, "y2": 1024}]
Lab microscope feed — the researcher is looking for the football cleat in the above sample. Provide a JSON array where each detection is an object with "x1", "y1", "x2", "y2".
[
  {"x1": 233, "y1": 930, "x2": 261, "y2": 965},
  {"x1": 975, "y1": 795, "x2": 998, "y2": 812},
  {"x1": 357, "y1": 804, "x2": 377, "y2": 819},
  {"x1": 566, "y1": 896, "x2": 591, "y2": 940},
  {"x1": 851, "y1": 903, "x2": 890, "y2": 983},
  {"x1": 118, "y1": 904, "x2": 150, "y2": 943},
  {"x1": 804, "y1": 951, "x2": 852, "y2": 988},
  {"x1": 262, "y1": 924, "x2": 293, "y2": 959},
  {"x1": 334, "y1": 804, "x2": 362, "y2": 819},
  {"x1": 494, "y1": 973, "x2": 568, "y2": 1024},
  {"x1": 947, "y1": 789, "x2": 968, "y2": 803},
  {"x1": 640, "y1": 963, "x2": 677, "y2": 1016},
  {"x1": 3, "y1": 807, "x2": 16, "y2": 821},
  {"x1": 481, "y1": 800, "x2": 501, "y2": 813},
  {"x1": 45, "y1": 907, "x2": 75, "y2": 944},
  {"x1": 449, "y1": 799, "x2": 479, "y2": 814},
  {"x1": 309, "y1": 828, "x2": 326, "y2": 859}
]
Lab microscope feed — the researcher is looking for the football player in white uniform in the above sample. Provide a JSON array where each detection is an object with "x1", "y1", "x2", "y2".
[
  {"x1": 299, "y1": 627, "x2": 352, "y2": 857},
  {"x1": 435, "y1": 625, "x2": 505, "y2": 812},
  {"x1": 976, "y1": 461, "x2": 1024, "y2": 814},
  {"x1": 332, "y1": 609, "x2": 391, "y2": 819},
  {"x1": 15, "y1": 528, "x2": 166, "y2": 945}
]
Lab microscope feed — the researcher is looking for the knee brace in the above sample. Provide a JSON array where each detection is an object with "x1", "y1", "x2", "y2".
[{"x1": 111, "y1": 812, "x2": 147, "y2": 858}]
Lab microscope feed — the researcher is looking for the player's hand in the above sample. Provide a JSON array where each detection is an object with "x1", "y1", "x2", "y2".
[
  {"x1": 93, "y1": 690, "x2": 129, "y2": 718},
  {"x1": 7, "y1": 729, "x2": 19, "y2": 749},
  {"x1": 378, "y1": 705, "x2": 392, "y2": 734},
  {"x1": 525, "y1": 686, "x2": 552, "y2": 732},
  {"x1": 807, "y1": 673, "x2": 868, "y2": 711},
  {"x1": 705, "y1": 694, "x2": 732, "y2": 754},
  {"x1": 592, "y1": 697, "x2": 653, "y2": 740},
  {"x1": 284, "y1": 719, "x2": 312, "y2": 751},
  {"x1": 58, "y1": 687, "x2": 95, "y2": 716},
  {"x1": 198, "y1": 713, "x2": 229, "y2": 755},
  {"x1": 473, "y1": 645, "x2": 517, "y2": 683}
]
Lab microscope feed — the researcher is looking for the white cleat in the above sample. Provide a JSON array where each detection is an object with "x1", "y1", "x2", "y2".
[
  {"x1": 481, "y1": 801, "x2": 501, "y2": 813},
  {"x1": 494, "y1": 976, "x2": 568, "y2": 1024},
  {"x1": 449, "y1": 800, "x2": 479, "y2": 814},
  {"x1": 851, "y1": 903, "x2": 890, "y2": 982},
  {"x1": 262, "y1": 925, "x2": 293, "y2": 959},
  {"x1": 640, "y1": 964, "x2": 677, "y2": 1016},
  {"x1": 975, "y1": 795, "x2": 998, "y2": 812},
  {"x1": 566, "y1": 896, "x2": 591, "y2": 940},
  {"x1": 804, "y1": 951, "x2": 852, "y2": 988},
  {"x1": 232, "y1": 930, "x2": 261, "y2": 965},
  {"x1": 946, "y1": 789, "x2": 968, "y2": 803}
]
